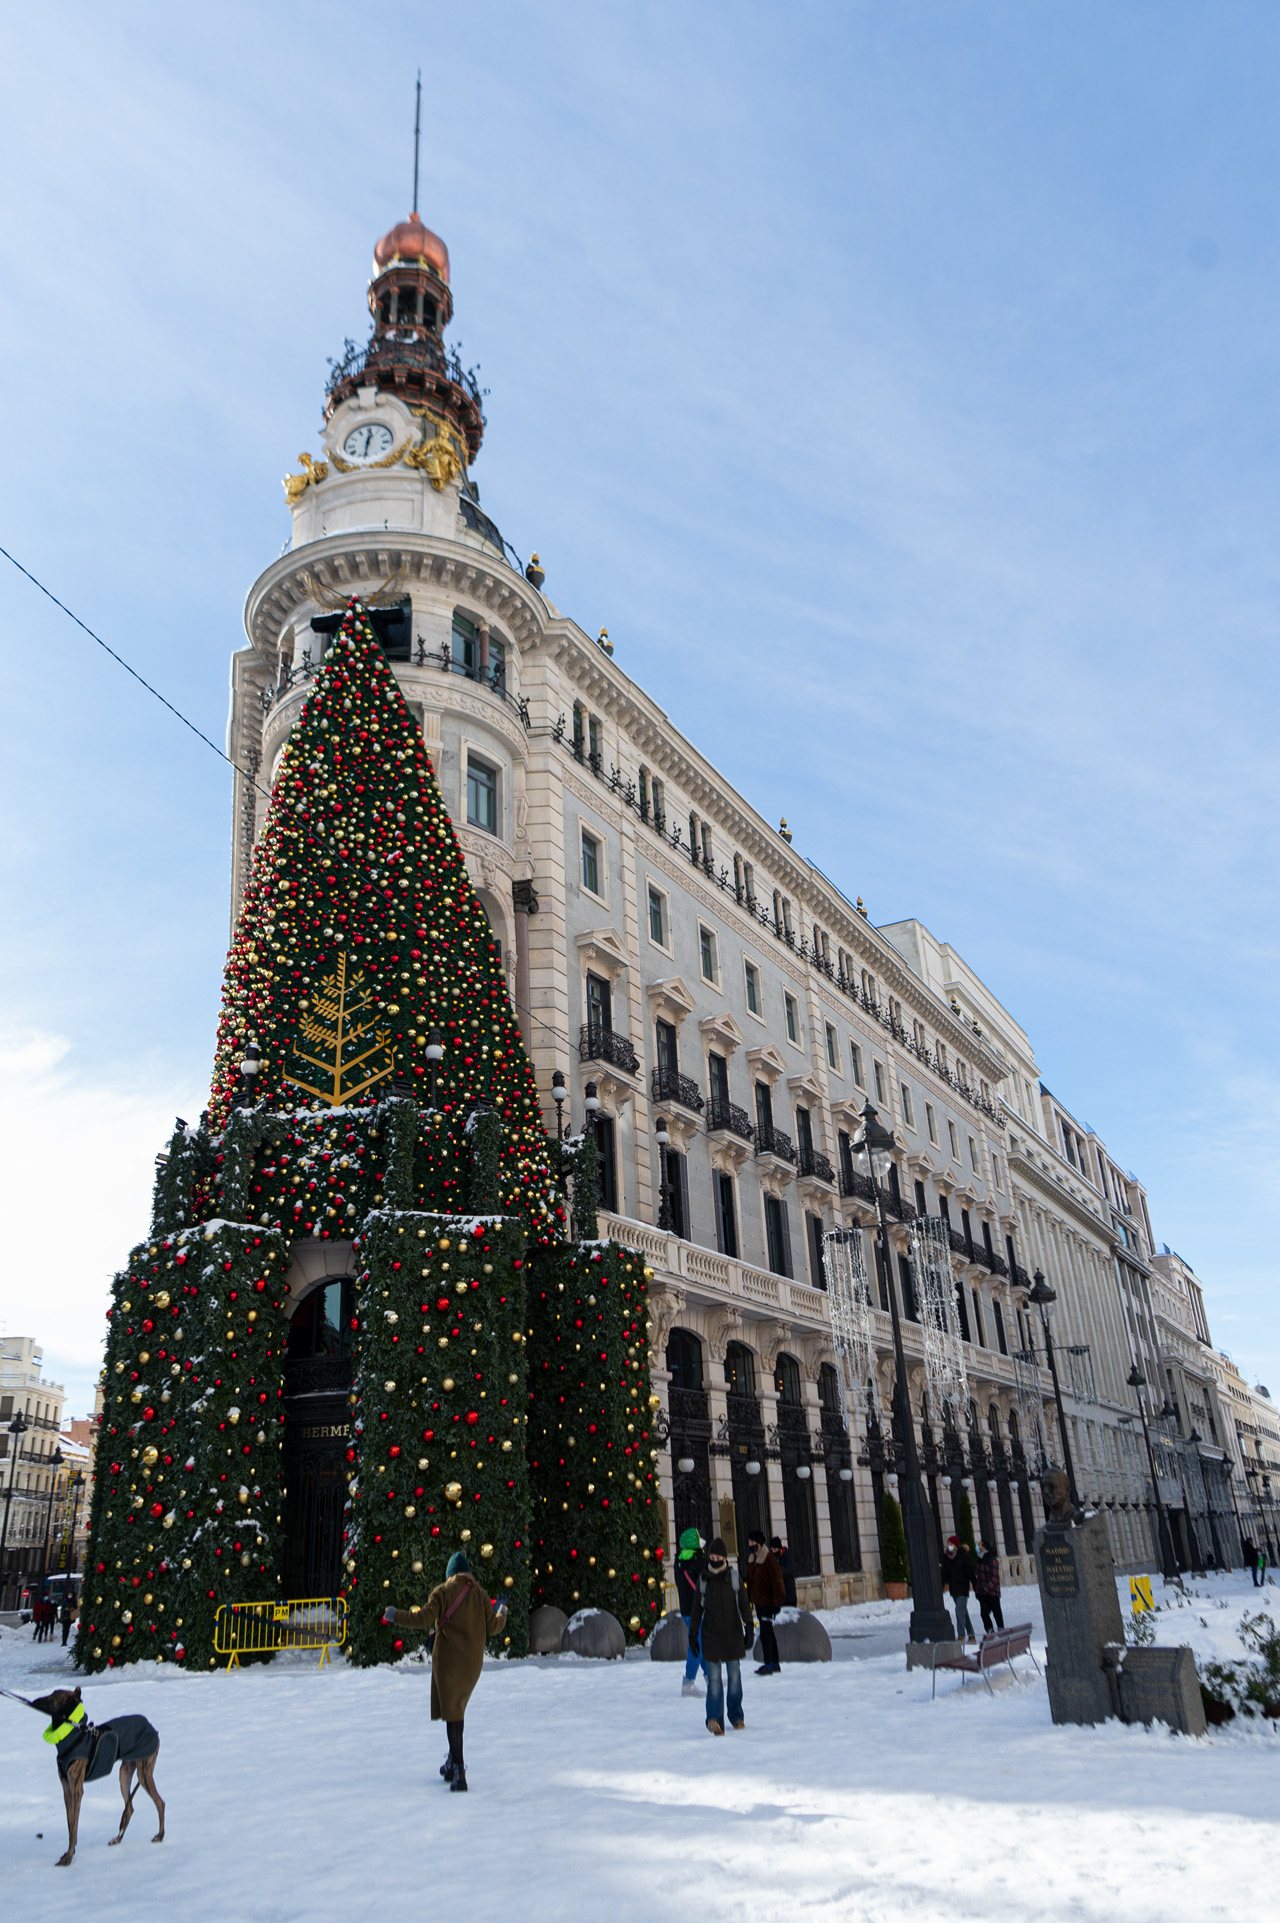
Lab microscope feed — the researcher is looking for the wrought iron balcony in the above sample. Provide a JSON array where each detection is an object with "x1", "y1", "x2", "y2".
[
  {"x1": 755, "y1": 1124, "x2": 797, "y2": 1164},
  {"x1": 706, "y1": 1098, "x2": 754, "y2": 1143},
  {"x1": 839, "y1": 1168, "x2": 875, "y2": 1203},
  {"x1": 798, "y1": 1147, "x2": 836, "y2": 1185},
  {"x1": 651, "y1": 1068, "x2": 705, "y2": 1114},
  {"x1": 579, "y1": 1023, "x2": 639, "y2": 1076}
]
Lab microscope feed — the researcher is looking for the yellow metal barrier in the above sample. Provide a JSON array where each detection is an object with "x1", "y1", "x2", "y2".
[{"x1": 213, "y1": 1596, "x2": 347, "y2": 1671}]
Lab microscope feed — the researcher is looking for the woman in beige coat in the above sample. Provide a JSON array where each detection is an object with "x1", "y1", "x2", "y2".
[{"x1": 384, "y1": 1551, "x2": 508, "y2": 1792}]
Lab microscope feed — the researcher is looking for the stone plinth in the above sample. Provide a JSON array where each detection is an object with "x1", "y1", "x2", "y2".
[
  {"x1": 1034, "y1": 1515, "x2": 1124, "y2": 1726},
  {"x1": 1108, "y1": 1643, "x2": 1207, "y2": 1736},
  {"x1": 753, "y1": 1608, "x2": 832, "y2": 1664},
  {"x1": 528, "y1": 1605, "x2": 569, "y2": 1654},
  {"x1": 560, "y1": 1607, "x2": 626, "y2": 1659}
]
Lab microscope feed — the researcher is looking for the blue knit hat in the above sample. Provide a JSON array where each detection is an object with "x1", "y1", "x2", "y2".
[{"x1": 446, "y1": 1551, "x2": 471, "y2": 1578}]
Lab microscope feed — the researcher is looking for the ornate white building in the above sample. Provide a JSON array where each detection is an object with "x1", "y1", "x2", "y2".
[{"x1": 227, "y1": 204, "x2": 1240, "y2": 1599}]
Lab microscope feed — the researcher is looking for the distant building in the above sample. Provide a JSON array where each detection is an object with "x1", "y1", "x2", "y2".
[{"x1": 0, "y1": 1338, "x2": 68, "y2": 1608}]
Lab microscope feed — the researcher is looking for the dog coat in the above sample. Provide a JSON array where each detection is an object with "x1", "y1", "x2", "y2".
[{"x1": 49, "y1": 1708, "x2": 159, "y2": 1782}]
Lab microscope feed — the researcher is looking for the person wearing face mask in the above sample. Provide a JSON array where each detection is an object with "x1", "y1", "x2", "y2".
[
  {"x1": 745, "y1": 1529, "x2": 785, "y2": 1674},
  {"x1": 687, "y1": 1536, "x2": 755, "y2": 1735}
]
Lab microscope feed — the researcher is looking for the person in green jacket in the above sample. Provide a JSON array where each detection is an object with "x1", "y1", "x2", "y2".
[{"x1": 673, "y1": 1527, "x2": 708, "y2": 1696}]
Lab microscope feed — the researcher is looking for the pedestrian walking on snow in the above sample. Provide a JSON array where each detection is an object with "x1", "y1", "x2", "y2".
[
  {"x1": 383, "y1": 1550, "x2": 508, "y2": 1792},
  {"x1": 674, "y1": 1527, "x2": 708, "y2": 1695},
  {"x1": 689, "y1": 1536, "x2": 754, "y2": 1734},
  {"x1": 974, "y1": 1538, "x2": 1003, "y2": 1634},
  {"x1": 771, "y1": 1536, "x2": 798, "y2": 1609},
  {"x1": 941, "y1": 1534, "x2": 977, "y2": 1643},
  {"x1": 1254, "y1": 1542, "x2": 1268, "y2": 1588},
  {"x1": 745, "y1": 1529, "x2": 785, "y2": 1674},
  {"x1": 58, "y1": 1596, "x2": 76, "y2": 1647}
]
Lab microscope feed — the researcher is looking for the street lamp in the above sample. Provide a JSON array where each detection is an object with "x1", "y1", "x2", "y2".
[
  {"x1": 584, "y1": 1081, "x2": 600, "y2": 1123},
  {"x1": 41, "y1": 1448, "x2": 64, "y2": 1577},
  {"x1": 424, "y1": 1028, "x2": 444, "y2": 1111},
  {"x1": 1025, "y1": 1271, "x2": 1081, "y2": 1511},
  {"x1": 236, "y1": 1041, "x2": 261, "y2": 1107},
  {"x1": 551, "y1": 1069, "x2": 567, "y2": 1140},
  {"x1": 655, "y1": 1116, "x2": 675, "y2": 1233},
  {"x1": 0, "y1": 1410, "x2": 30, "y2": 1611},
  {"x1": 851, "y1": 1101, "x2": 953, "y2": 1644},
  {"x1": 1127, "y1": 1362, "x2": 1180, "y2": 1581}
]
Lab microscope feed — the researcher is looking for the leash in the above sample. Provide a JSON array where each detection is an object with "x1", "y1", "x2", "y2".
[{"x1": 0, "y1": 1688, "x2": 40, "y2": 1710}]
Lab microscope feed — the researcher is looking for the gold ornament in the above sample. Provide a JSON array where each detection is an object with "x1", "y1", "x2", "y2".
[
  {"x1": 141, "y1": 1446, "x2": 159, "y2": 1467},
  {"x1": 479, "y1": 1543, "x2": 493, "y2": 1558},
  {"x1": 444, "y1": 1481, "x2": 462, "y2": 1502},
  {"x1": 442, "y1": 1377, "x2": 455, "y2": 1391},
  {"x1": 154, "y1": 1290, "x2": 171, "y2": 1309},
  {"x1": 283, "y1": 451, "x2": 329, "y2": 505},
  {"x1": 460, "y1": 1529, "x2": 471, "y2": 1542}
]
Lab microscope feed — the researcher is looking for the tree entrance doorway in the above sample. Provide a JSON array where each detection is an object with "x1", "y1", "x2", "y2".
[{"x1": 282, "y1": 1278, "x2": 354, "y2": 1597}]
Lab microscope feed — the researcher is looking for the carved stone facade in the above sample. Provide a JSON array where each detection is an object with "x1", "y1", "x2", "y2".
[{"x1": 226, "y1": 209, "x2": 1224, "y2": 1602}]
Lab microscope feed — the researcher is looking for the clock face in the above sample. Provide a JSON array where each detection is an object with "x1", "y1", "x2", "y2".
[{"x1": 341, "y1": 421, "x2": 396, "y2": 463}]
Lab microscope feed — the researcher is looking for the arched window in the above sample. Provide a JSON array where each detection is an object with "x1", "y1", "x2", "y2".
[
  {"x1": 774, "y1": 1354, "x2": 803, "y2": 1406},
  {"x1": 818, "y1": 1363, "x2": 843, "y2": 1415},
  {"x1": 1007, "y1": 1409, "x2": 1021, "y2": 1441},
  {"x1": 665, "y1": 1327, "x2": 704, "y2": 1392},
  {"x1": 724, "y1": 1341, "x2": 757, "y2": 1396},
  {"x1": 988, "y1": 1403, "x2": 1002, "y2": 1438},
  {"x1": 287, "y1": 1278, "x2": 355, "y2": 1359}
]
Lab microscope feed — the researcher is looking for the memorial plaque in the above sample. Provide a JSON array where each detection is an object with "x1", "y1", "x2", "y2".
[
  {"x1": 1039, "y1": 1539, "x2": 1079, "y2": 1598},
  {"x1": 1034, "y1": 1516, "x2": 1125, "y2": 1727},
  {"x1": 1113, "y1": 1644, "x2": 1207, "y2": 1737}
]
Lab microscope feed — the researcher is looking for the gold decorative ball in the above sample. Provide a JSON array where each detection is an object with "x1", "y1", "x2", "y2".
[
  {"x1": 111, "y1": 1635, "x2": 122, "y2": 1647},
  {"x1": 460, "y1": 1529, "x2": 472, "y2": 1543},
  {"x1": 444, "y1": 1480, "x2": 462, "y2": 1501},
  {"x1": 141, "y1": 1445, "x2": 159, "y2": 1467},
  {"x1": 442, "y1": 1377, "x2": 455, "y2": 1391},
  {"x1": 503, "y1": 1575, "x2": 514, "y2": 1588},
  {"x1": 404, "y1": 1505, "x2": 416, "y2": 1518},
  {"x1": 411, "y1": 1560, "x2": 423, "y2": 1574},
  {"x1": 480, "y1": 1543, "x2": 493, "y2": 1558},
  {"x1": 154, "y1": 1290, "x2": 170, "y2": 1309}
]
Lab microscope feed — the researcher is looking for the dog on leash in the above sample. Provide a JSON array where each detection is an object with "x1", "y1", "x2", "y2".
[{"x1": 25, "y1": 1687, "x2": 165, "y2": 1866}]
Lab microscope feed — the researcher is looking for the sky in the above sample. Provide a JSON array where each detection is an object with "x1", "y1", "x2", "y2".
[{"x1": 1, "y1": 1, "x2": 1277, "y2": 1416}]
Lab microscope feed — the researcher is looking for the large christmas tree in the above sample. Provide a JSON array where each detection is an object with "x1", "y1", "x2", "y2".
[{"x1": 78, "y1": 598, "x2": 660, "y2": 1668}]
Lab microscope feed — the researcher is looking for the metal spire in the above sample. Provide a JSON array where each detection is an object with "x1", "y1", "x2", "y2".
[{"x1": 412, "y1": 70, "x2": 421, "y2": 215}]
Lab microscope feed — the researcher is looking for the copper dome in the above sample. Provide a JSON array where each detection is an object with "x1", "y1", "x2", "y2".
[{"x1": 373, "y1": 213, "x2": 450, "y2": 283}]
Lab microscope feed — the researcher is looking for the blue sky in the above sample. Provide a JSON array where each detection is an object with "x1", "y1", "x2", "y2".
[{"x1": 2, "y1": 2, "x2": 1277, "y2": 1414}]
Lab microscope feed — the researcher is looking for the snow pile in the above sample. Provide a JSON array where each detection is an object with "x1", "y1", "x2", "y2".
[{"x1": 1, "y1": 1571, "x2": 1276, "y2": 1922}]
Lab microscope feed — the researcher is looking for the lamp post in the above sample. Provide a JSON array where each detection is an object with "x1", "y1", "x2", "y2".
[
  {"x1": 851, "y1": 1101, "x2": 953, "y2": 1643},
  {"x1": 584, "y1": 1081, "x2": 600, "y2": 1128},
  {"x1": 236, "y1": 1041, "x2": 261, "y2": 1108},
  {"x1": 1025, "y1": 1271, "x2": 1081, "y2": 1511},
  {"x1": 40, "y1": 1448, "x2": 64, "y2": 1577},
  {"x1": 0, "y1": 1410, "x2": 30, "y2": 1611},
  {"x1": 1127, "y1": 1362, "x2": 1180, "y2": 1581},
  {"x1": 551, "y1": 1068, "x2": 567, "y2": 1139},
  {"x1": 654, "y1": 1116, "x2": 675, "y2": 1233},
  {"x1": 424, "y1": 1029, "x2": 444, "y2": 1112},
  {"x1": 61, "y1": 1470, "x2": 85, "y2": 1572}
]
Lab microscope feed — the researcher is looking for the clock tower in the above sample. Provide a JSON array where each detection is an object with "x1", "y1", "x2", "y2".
[{"x1": 231, "y1": 206, "x2": 545, "y2": 964}]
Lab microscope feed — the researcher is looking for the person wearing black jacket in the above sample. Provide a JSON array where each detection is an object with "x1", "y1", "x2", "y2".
[
  {"x1": 688, "y1": 1537, "x2": 754, "y2": 1734},
  {"x1": 941, "y1": 1534, "x2": 977, "y2": 1643},
  {"x1": 770, "y1": 1536, "x2": 798, "y2": 1608},
  {"x1": 974, "y1": 1538, "x2": 1003, "y2": 1633}
]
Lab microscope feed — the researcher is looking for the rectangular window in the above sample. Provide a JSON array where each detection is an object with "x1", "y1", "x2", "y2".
[
  {"x1": 585, "y1": 971, "x2": 612, "y2": 1034},
  {"x1": 764, "y1": 1195, "x2": 792, "y2": 1278},
  {"x1": 466, "y1": 756, "x2": 498, "y2": 833},
  {"x1": 743, "y1": 860, "x2": 756, "y2": 909},
  {"x1": 665, "y1": 1148, "x2": 689, "y2": 1240},
  {"x1": 651, "y1": 778, "x2": 666, "y2": 831},
  {"x1": 647, "y1": 884, "x2": 666, "y2": 946},
  {"x1": 796, "y1": 1106, "x2": 814, "y2": 1157},
  {"x1": 873, "y1": 1060, "x2": 886, "y2": 1104},
  {"x1": 744, "y1": 960, "x2": 762, "y2": 1015},
  {"x1": 925, "y1": 1101, "x2": 938, "y2": 1146},
  {"x1": 580, "y1": 829, "x2": 601, "y2": 896},
  {"x1": 594, "y1": 1115, "x2": 618, "y2": 1213},
  {"x1": 655, "y1": 1018, "x2": 679, "y2": 1079},
  {"x1": 714, "y1": 1171, "x2": 739, "y2": 1259},
  {"x1": 825, "y1": 1023, "x2": 839, "y2": 1071},
  {"x1": 588, "y1": 714, "x2": 602, "y2": 767},
  {"x1": 701, "y1": 822, "x2": 713, "y2": 872},
  {"x1": 991, "y1": 1152, "x2": 1003, "y2": 1190},
  {"x1": 784, "y1": 993, "x2": 799, "y2": 1044},
  {"x1": 699, "y1": 925, "x2": 717, "y2": 983},
  {"x1": 708, "y1": 1051, "x2": 730, "y2": 1107},
  {"x1": 806, "y1": 1212, "x2": 827, "y2": 1291},
  {"x1": 850, "y1": 1041, "x2": 864, "y2": 1088},
  {"x1": 993, "y1": 1297, "x2": 1008, "y2": 1356},
  {"x1": 638, "y1": 767, "x2": 650, "y2": 820},
  {"x1": 900, "y1": 1083, "x2": 914, "y2": 1128},
  {"x1": 754, "y1": 1079, "x2": 774, "y2": 1135},
  {"x1": 968, "y1": 1135, "x2": 980, "y2": 1174},
  {"x1": 948, "y1": 1119, "x2": 959, "y2": 1160}
]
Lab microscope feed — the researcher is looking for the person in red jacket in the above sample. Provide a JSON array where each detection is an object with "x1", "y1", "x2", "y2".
[
  {"x1": 745, "y1": 1530, "x2": 785, "y2": 1674},
  {"x1": 974, "y1": 1538, "x2": 1004, "y2": 1634}
]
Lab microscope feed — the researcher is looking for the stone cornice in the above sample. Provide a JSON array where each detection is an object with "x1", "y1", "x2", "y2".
[
  {"x1": 243, "y1": 531, "x2": 546, "y2": 658},
  {"x1": 1009, "y1": 1146, "x2": 1115, "y2": 1243}
]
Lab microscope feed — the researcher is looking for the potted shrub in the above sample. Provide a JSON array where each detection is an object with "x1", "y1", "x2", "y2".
[{"x1": 881, "y1": 1491, "x2": 910, "y2": 1600}]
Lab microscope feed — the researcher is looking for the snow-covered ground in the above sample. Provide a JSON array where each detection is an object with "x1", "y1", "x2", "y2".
[{"x1": 2, "y1": 1572, "x2": 1277, "y2": 1921}]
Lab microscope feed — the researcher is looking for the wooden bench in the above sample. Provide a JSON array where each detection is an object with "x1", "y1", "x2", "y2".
[{"x1": 930, "y1": 1622, "x2": 1039, "y2": 1698}]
